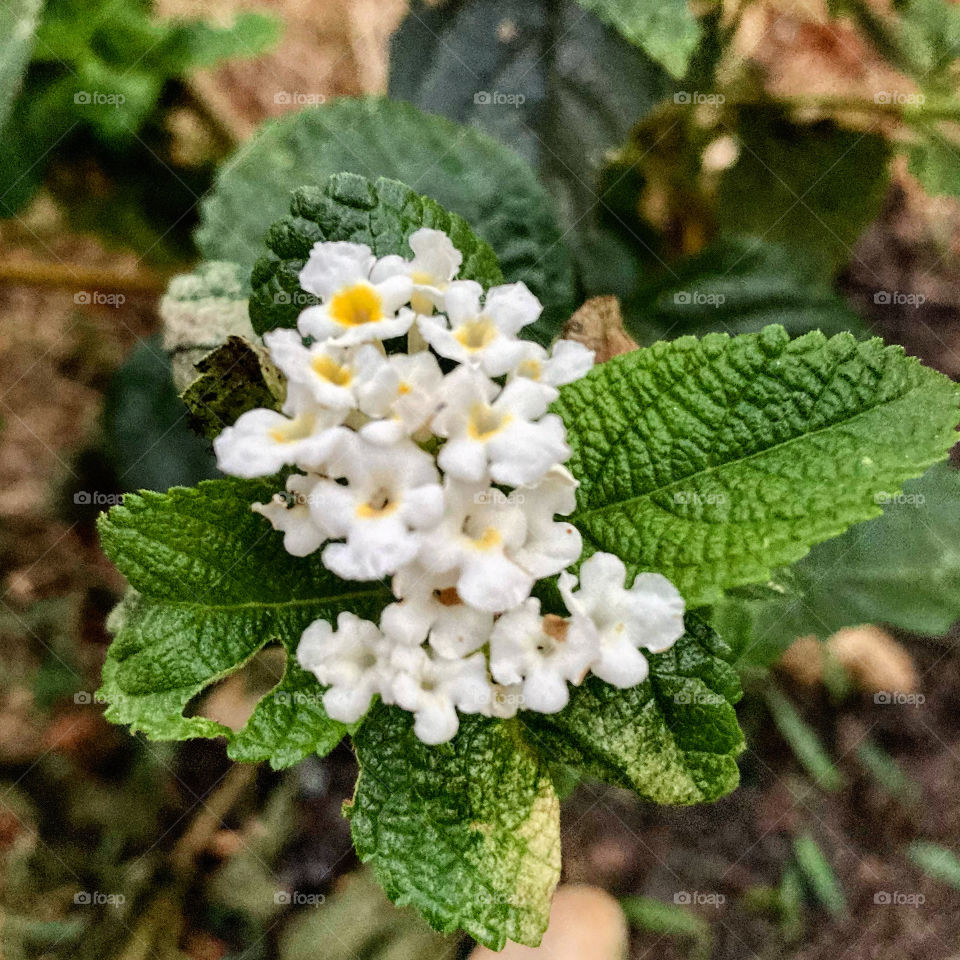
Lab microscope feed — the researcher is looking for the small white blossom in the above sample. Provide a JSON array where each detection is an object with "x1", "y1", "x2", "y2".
[
  {"x1": 380, "y1": 563, "x2": 493, "y2": 657},
  {"x1": 387, "y1": 645, "x2": 489, "y2": 744},
  {"x1": 356, "y1": 350, "x2": 444, "y2": 444},
  {"x1": 297, "y1": 612, "x2": 391, "y2": 723},
  {"x1": 433, "y1": 367, "x2": 570, "y2": 486},
  {"x1": 310, "y1": 434, "x2": 443, "y2": 580},
  {"x1": 510, "y1": 339, "x2": 595, "y2": 402},
  {"x1": 213, "y1": 409, "x2": 346, "y2": 477},
  {"x1": 417, "y1": 280, "x2": 540, "y2": 375},
  {"x1": 370, "y1": 228, "x2": 462, "y2": 315},
  {"x1": 489, "y1": 599, "x2": 596, "y2": 713},
  {"x1": 418, "y1": 480, "x2": 533, "y2": 613},
  {"x1": 559, "y1": 552, "x2": 685, "y2": 687},
  {"x1": 297, "y1": 241, "x2": 415, "y2": 345},
  {"x1": 263, "y1": 329, "x2": 385, "y2": 410},
  {"x1": 252, "y1": 473, "x2": 328, "y2": 557},
  {"x1": 513, "y1": 465, "x2": 583, "y2": 579}
]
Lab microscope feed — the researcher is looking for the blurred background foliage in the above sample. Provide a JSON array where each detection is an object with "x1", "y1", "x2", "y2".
[{"x1": 1, "y1": 0, "x2": 960, "y2": 957}]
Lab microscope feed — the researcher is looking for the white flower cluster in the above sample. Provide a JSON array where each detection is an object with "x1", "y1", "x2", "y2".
[{"x1": 214, "y1": 229, "x2": 685, "y2": 744}]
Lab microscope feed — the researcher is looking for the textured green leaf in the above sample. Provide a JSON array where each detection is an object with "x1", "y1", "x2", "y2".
[
  {"x1": 573, "y1": 0, "x2": 701, "y2": 78},
  {"x1": 627, "y1": 237, "x2": 867, "y2": 344},
  {"x1": 159, "y1": 260, "x2": 254, "y2": 391},
  {"x1": 348, "y1": 706, "x2": 560, "y2": 950},
  {"x1": 389, "y1": 0, "x2": 673, "y2": 304},
  {"x1": 717, "y1": 110, "x2": 890, "y2": 278},
  {"x1": 98, "y1": 479, "x2": 389, "y2": 759},
  {"x1": 522, "y1": 616, "x2": 744, "y2": 804},
  {"x1": 180, "y1": 336, "x2": 284, "y2": 441},
  {"x1": 554, "y1": 325, "x2": 960, "y2": 608},
  {"x1": 715, "y1": 463, "x2": 960, "y2": 663},
  {"x1": 248, "y1": 173, "x2": 504, "y2": 338},
  {"x1": 196, "y1": 97, "x2": 573, "y2": 344}
]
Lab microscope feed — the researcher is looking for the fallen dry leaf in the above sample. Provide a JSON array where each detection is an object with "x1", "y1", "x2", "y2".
[{"x1": 562, "y1": 296, "x2": 638, "y2": 363}]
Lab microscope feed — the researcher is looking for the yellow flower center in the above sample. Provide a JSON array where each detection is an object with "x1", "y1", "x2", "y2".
[
  {"x1": 329, "y1": 283, "x2": 384, "y2": 328},
  {"x1": 310, "y1": 354, "x2": 353, "y2": 386},
  {"x1": 455, "y1": 318, "x2": 498, "y2": 351},
  {"x1": 268, "y1": 413, "x2": 315, "y2": 444},
  {"x1": 355, "y1": 489, "x2": 399, "y2": 519},
  {"x1": 471, "y1": 527, "x2": 502, "y2": 550},
  {"x1": 397, "y1": 381, "x2": 412, "y2": 395},
  {"x1": 467, "y1": 404, "x2": 511, "y2": 441},
  {"x1": 516, "y1": 358, "x2": 542, "y2": 380}
]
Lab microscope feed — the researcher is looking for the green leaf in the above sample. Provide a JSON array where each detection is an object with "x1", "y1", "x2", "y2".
[
  {"x1": 627, "y1": 237, "x2": 868, "y2": 344},
  {"x1": 102, "y1": 336, "x2": 218, "y2": 493},
  {"x1": 248, "y1": 173, "x2": 503, "y2": 339},
  {"x1": 554, "y1": 325, "x2": 960, "y2": 608},
  {"x1": 717, "y1": 110, "x2": 890, "y2": 278},
  {"x1": 388, "y1": 0, "x2": 674, "y2": 303},
  {"x1": 348, "y1": 705, "x2": 560, "y2": 950},
  {"x1": 0, "y1": 0, "x2": 42, "y2": 131},
  {"x1": 159, "y1": 260, "x2": 254, "y2": 391},
  {"x1": 196, "y1": 97, "x2": 573, "y2": 344},
  {"x1": 907, "y1": 840, "x2": 960, "y2": 890},
  {"x1": 793, "y1": 833, "x2": 847, "y2": 915},
  {"x1": 180, "y1": 336, "x2": 284, "y2": 441},
  {"x1": 521, "y1": 615, "x2": 744, "y2": 804},
  {"x1": 573, "y1": 0, "x2": 701, "y2": 78},
  {"x1": 97, "y1": 479, "x2": 389, "y2": 761},
  {"x1": 717, "y1": 463, "x2": 960, "y2": 664},
  {"x1": 908, "y1": 136, "x2": 960, "y2": 198}
]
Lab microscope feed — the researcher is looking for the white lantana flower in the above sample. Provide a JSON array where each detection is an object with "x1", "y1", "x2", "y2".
[
  {"x1": 297, "y1": 612, "x2": 391, "y2": 723},
  {"x1": 297, "y1": 241, "x2": 415, "y2": 345},
  {"x1": 418, "y1": 480, "x2": 533, "y2": 613},
  {"x1": 356, "y1": 351, "x2": 444, "y2": 444},
  {"x1": 417, "y1": 280, "x2": 540, "y2": 375},
  {"x1": 213, "y1": 409, "x2": 346, "y2": 477},
  {"x1": 433, "y1": 367, "x2": 570, "y2": 486},
  {"x1": 387, "y1": 645, "x2": 489, "y2": 745},
  {"x1": 489, "y1": 599, "x2": 596, "y2": 713},
  {"x1": 511, "y1": 339, "x2": 596, "y2": 402},
  {"x1": 310, "y1": 434, "x2": 443, "y2": 580},
  {"x1": 215, "y1": 230, "x2": 686, "y2": 744},
  {"x1": 559, "y1": 552, "x2": 685, "y2": 687},
  {"x1": 380, "y1": 563, "x2": 493, "y2": 657},
  {"x1": 513, "y1": 465, "x2": 583, "y2": 578},
  {"x1": 263, "y1": 329, "x2": 385, "y2": 410},
  {"x1": 370, "y1": 228, "x2": 462, "y2": 315},
  {"x1": 253, "y1": 473, "x2": 328, "y2": 557}
]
